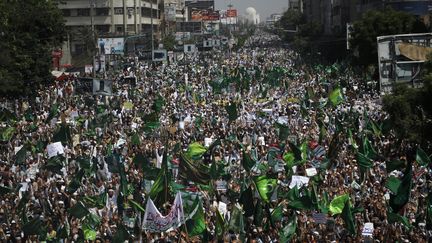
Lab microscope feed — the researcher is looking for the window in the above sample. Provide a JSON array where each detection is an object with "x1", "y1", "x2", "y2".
[
  {"x1": 96, "y1": 25, "x2": 110, "y2": 34},
  {"x1": 77, "y1": 9, "x2": 90, "y2": 16},
  {"x1": 62, "y1": 9, "x2": 71, "y2": 17},
  {"x1": 114, "y1": 7, "x2": 124, "y2": 15},
  {"x1": 127, "y1": 24, "x2": 136, "y2": 32},
  {"x1": 70, "y1": 9, "x2": 78, "y2": 17},
  {"x1": 115, "y1": 25, "x2": 124, "y2": 33},
  {"x1": 96, "y1": 8, "x2": 109, "y2": 16}
]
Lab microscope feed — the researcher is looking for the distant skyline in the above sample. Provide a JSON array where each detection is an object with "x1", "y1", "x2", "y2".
[{"x1": 215, "y1": 0, "x2": 288, "y2": 20}]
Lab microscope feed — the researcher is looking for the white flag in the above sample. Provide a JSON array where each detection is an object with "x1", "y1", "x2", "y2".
[{"x1": 143, "y1": 193, "x2": 185, "y2": 232}]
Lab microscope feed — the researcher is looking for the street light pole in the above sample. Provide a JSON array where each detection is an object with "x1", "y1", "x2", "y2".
[{"x1": 151, "y1": 0, "x2": 154, "y2": 61}]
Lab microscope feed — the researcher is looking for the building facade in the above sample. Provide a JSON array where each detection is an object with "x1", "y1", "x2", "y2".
[{"x1": 59, "y1": 0, "x2": 161, "y2": 36}]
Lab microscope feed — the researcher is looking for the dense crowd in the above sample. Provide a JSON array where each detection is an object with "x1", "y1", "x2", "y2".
[{"x1": 0, "y1": 31, "x2": 431, "y2": 242}]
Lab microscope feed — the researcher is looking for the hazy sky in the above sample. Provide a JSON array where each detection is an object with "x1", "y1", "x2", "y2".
[{"x1": 215, "y1": 0, "x2": 288, "y2": 20}]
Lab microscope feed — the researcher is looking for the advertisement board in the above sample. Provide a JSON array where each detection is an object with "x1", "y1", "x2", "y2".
[
  {"x1": 98, "y1": 38, "x2": 124, "y2": 55},
  {"x1": 153, "y1": 50, "x2": 167, "y2": 62},
  {"x1": 226, "y1": 9, "x2": 237, "y2": 17},
  {"x1": 191, "y1": 10, "x2": 220, "y2": 21},
  {"x1": 164, "y1": 4, "x2": 176, "y2": 22},
  {"x1": 377, "y1": 33, "x2": 432, "y2": 93},
  {"x1": 175, "y1": 32, "x2": 191, "y2": 41},
  {"x1": 92, "y1": 79, "x2": 113, "y2": 96}
]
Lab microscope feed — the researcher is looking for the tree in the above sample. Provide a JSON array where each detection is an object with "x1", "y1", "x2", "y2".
[
  {"x1": 382, "y1": 54, "x2": 432, "y2": 153},
  {"x1": 0, "y1": 0, "x2": 65, "y2": 95},
  {"x1": 350, "y1": 8, "x2": 427, "y2": 66},
  {"x1": 276, "y1": 9, "x2": 322, "y2": 53}
]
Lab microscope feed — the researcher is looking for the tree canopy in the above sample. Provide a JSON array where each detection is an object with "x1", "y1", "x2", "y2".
[
  {"x1": 350, "y1": 8, "x2": 427, "y2": 66},
  {"x1": 0, "y1": 0, "x2": 65, "y2": 95},
  {"x1": 383, "y1": 54, "x2": 432, "y2": 153}
]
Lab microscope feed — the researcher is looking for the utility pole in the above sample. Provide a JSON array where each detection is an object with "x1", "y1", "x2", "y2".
[
  {"x1": 151, "y1": 0, "x2": 154, "y2": 61},
  {"x1": 90, "y1": 0, "x2": 96, "y2": 77}
]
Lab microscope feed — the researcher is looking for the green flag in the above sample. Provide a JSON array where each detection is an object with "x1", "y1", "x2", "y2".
[
  {"x1": 43, "y1": 155, "x2": 64, "y2": 174},
  {"x1": 46, "y1": 103, "x2": 59, "y2": 122},
  {"x1": 329, "y1": 87, "x2": 343, "y2": 106},
  {"x1": 387, "y1": 210, "x2": 411, "y2": 228},
  {"x1": 239, "y1": 186, "x2": 255, "y2": 217},
  {"x1": 0, "y1": 108, "x2": 17, "y2": 123},
  {"x1": 341, "y1": 199, "x2": 356, "y2": 235},
  {"x1": 329, "y1": 194, "x2": 349, "y2": 215},
  {"x1": 386, "y1": 160, "x2": 406, "y2": 173},
  {"x1": 390, "y1": 162, "x2": 412, "y2": 213},
  {"x1": 271, "y1": 203, "x2": 284, "y2": 222},
  {"x1": 179, "y1": 153, "x2": 211, "y2": 185},
  {"x1": 0, "y1": 127, "x2": 15, "y2": 142},
  {"x1": 186, "y1": 200, "x2": 206, "y2": 237},
  {"x1": 385, "y1": 176, "x2": 401, "y2": 194},
  {"x1": 0, "y1": 185, "x2": 13, "y2": 195},
  {"x1": 83, "y1": 226, "x2": 97, "y2": 241},
  {"x1": 53, "y1": 124, "x2": 72, "y2": 145},
  {"x1": 225, "y1": 102, "x2": 238, "y2": 121},
  {"x1": 228, "y1": 204, "x2": 245, "y2": 240},
  {"x1": 129, "y1": 199, "x2": 145, "y2": 213},
  {"x1": 242, "y1": 151, "x2": 256, "y2": 172},
  {"x1": 276, "y1": 123, "x2": 289, "y2": 141},
  {"x1": 113, "y1": 224, "x2": 130, "y2": 243},
  {"x1": 279, "y1": 215, "x2": 297, "y2": 242},
  {"x1": 22, "y1": 217, "x2": 45, "y2": 236},
  {"x1": 67, "y1": 169, "x2": 84, "y2": 193},
  {"x1": 416, "y1": 147, "x2": 431, "y2": 166},
  {"x1": 82, "y1": 191, "x2": 107, "y2": 209},
  {"x1": 215, "y1": 209, "x2": 225, "y2": 240},
  {"x1": 68, "y1": 201, "x2": 89, "y2": 219},
  {"x1": 131, "y1": 132, "x2": 141, "y2": 146},
  {"x1": 186, "y1": 142, "x2": 207, "y2": 160},
  {"x1": 149, "y1": 149, "x2": 171, "y2": 206},
  {"x1": 253, "y1": 175, "x2": 277, "y2": 203},
  {"x1": 15, "y1": 145, "x2": 28, "y2": 165},
  {"x1": 356, "y1": 152, "x2": 373, "y2": 177},
  {"x1": 152, "y1": 94, "x2": 165, "y2": 113},
  {"x1": 254, "y1": 200, "x2": 264, "y2": 227}
]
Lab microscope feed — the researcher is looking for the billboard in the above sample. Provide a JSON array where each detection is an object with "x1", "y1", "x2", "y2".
[
  {"x1": 98, "y1": 38, "x2": 124, "y2": 55},
  {"x1": 175, "y1": 32, "x2": 191, "y2": 41},
  {"x1": 377, "y1": 33, "x2": 432, "y2": 93},
  {"x1": 191, "y1": 10, "x2": 220, "y2": 21},
  {"x1": 153, "y1": 50, "x2": 167, "y2": 62},
  {"x1": 93, "y1": 79, "x2": 113, "y2": 96},
  {"x1": 164, "y1": 4, "x2": 176, "y2": 22},
  {"x1": 226, "y1": 9, "x2": 237, "y2": 17}
]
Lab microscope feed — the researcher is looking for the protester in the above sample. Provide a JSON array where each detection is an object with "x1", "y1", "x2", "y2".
[{"x1": 0, "y1": 30, "x2": 430, "y2": 242}]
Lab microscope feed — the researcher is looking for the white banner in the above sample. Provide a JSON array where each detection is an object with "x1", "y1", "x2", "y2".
[
  {"x1": 47, "y1": 142, "x2": 64, "y2": 158},
  {"x1": 143, "y1": 193, "x2": 185, "y2": 232},
  {"x1": 362, "y1": 222, "x2": 374, "y2": 236},
  {"x1": 289, "y1": 175, "x2": 310, "y2": 189}
]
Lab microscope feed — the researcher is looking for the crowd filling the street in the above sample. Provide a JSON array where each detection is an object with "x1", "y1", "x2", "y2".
[{"x1": 0, "y1": 31, "x2": 431, "y2": 242}]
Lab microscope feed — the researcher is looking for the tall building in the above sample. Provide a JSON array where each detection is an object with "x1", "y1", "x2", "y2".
[
  {"x1": 59, "y1": 0, "x2": 161, "y2": 35},
  {"x1": 59, "y1": 0, "x2": 161, "y2": 56}
]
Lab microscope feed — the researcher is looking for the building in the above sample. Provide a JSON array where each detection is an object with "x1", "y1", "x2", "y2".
[
  {"x1": 58, "y1": 0, "x2": 162, "y2": 56},
  {"x1": 288, "y1": 0, "x2": 303, "y2": 12},
  {"x1": 266, "y1": 13, "x2": 282, "y2": 28}
]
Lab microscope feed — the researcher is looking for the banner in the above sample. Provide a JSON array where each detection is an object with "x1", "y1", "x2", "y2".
[
  {"x1": 92, "y1": 79, "x2": 113, "y2": 96},
  {"x1": 75, "y1": 77, "x2": 93, "y2": 94},
  {"x1": 98, "y1": 38, "x2": 124, "y2": 55},
  {"x1": 191, "y1": 10, "x2": 220, "y2": 21},
  {"x1": 164, "y1": 4, "x2": 176, "y2": 22},
  {"x1": 289, "y1": 175, "x2": 310, "y2": 189},
  {"x1": 47, "y1": 142, "x2": 64, "y2": 158},
  {"x1": 226, "y1": 9, "x2": 237, "y2": 18},
  {"x1": 362, "y1": 222, "x2": 374, "y2": 236},
  {"x1": 143, "y1": 193, "x2": 185, "y2": 232}
]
